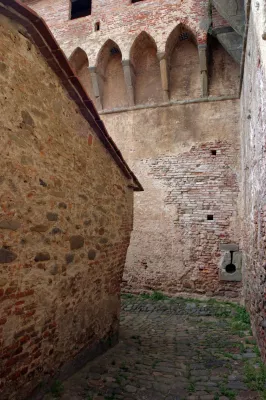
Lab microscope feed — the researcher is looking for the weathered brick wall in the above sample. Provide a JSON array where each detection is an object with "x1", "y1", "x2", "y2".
[
  {"x1": 103, "y1": 99, "x2": 241, "y2": 298},
  {"x1": 23, "y1": 0, "x2": 211, "y2": 63},
  {"x1": 23, "y1": 0, "x2": 241, "y2": 298},
  {"x1": 240, "y1": 0, "x2": 266, "y2": 359},
  {"x1": 0, "y1": 13, "x2": 134, "y2": 399}
]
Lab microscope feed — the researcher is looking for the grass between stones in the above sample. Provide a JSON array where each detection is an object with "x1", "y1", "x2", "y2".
[
  {"x1": 50, "y1": 380, "x2": 64, "y2": 398},
  {"x1": 244, "y1": 361, "x2": 266, "y2": 397},
  {"x1": 46, "y1": 293, "x2": 266, "y2": 400}
]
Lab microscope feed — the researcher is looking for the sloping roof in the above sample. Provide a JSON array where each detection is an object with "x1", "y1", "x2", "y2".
[{"x1": 0, "y1": 0, "x2": 143, "y2": 192}]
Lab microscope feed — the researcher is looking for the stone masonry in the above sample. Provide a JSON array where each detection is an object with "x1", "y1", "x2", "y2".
[
  {"x1": 3, "y1": 0, "x2": 266, "y2": 398},
  {"x1": 0, "y1": 2, "x2": 141, "y2": 399}
]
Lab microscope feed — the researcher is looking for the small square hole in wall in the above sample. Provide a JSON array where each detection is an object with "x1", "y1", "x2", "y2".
[
  {"x1": 207, "y1": 215, "x2": 213, "y2": 221},
  {"x1": 211, "y1": 150, "x2": 217, "y2": 156},
  {"x1": 95, "y1": 22, "x2": 100, "y2": 31}
]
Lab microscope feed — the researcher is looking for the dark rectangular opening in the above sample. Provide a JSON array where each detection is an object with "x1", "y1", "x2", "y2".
[
  {"x1": 71, "y1": 0, "x2": 91, "y2": 20},
  {"x1": 132, "y1": 0, "x2": 143, "y2": 3},
  {"x1": 207, "y1": 215, "x2": 214, "y2": 221},
  {"x1": 211, "y1": 150, "x2": 217, "y2": 156}
]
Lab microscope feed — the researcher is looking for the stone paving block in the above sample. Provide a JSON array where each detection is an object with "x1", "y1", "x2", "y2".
[{"x1": 52, "y1": 297, "x2": 263, "y2": 400}]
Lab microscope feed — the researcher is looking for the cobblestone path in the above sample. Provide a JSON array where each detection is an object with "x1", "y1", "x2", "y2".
[{"x1": 46, "y1": 295, "x2": 266, "y2": 400}]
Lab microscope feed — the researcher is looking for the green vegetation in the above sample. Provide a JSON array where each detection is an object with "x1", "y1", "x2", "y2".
[
  {"x1": 120, "y1": 362, "x2": 129, "y2": 372},
  {"x1": 187, "y1": 382, "x2": 195, "y2": 393},
  {"x1": 244, "y1": 361, "x2": 266, "y2": 392},
  {"x1": 152, "y1": 359, "x2": 160, "y2": 369},
  {"x1": 121, "y1": 293, "x2": 134, "y2": 299},
  {"x1": 104, "y1": 394, "x2": 116, "y2": 400},
  {"x1": 50, "y1": 380, "x2": 64, "y2": 398},
  {"x1": 219, "y1": 385, "x2": 236, "y2": 400}
]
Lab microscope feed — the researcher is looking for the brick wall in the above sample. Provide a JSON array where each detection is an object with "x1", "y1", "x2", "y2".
[
  {"x1": 0, "y1": 12, "x2": 134, "y2": 399},
  {"x1": 22, "y1": 0, "x2": 242, "y2": 299},
  {"x1": 23, "y1": 0, "x2": 211, "y2": 63},
  {"x1": 240, "y1": 0, "x2": 266, "y2": 359},
  {"x1": 102, "y1": 99, "x2": 241, "y2": 298}
]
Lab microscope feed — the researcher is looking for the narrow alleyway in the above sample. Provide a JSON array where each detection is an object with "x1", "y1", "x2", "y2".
[{"x1": 46, "y1": 295, "x2": 265, "y2": 400}]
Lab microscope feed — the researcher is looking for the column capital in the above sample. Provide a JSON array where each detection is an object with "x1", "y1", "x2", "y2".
[
  {"x1": 122, "y1": 59, "x2": 131, "y2": 67},
  {"x1": 157, "y1": 52, "x2": 166, "y2": 61},
  {"x1": 198, "y1": 44, "x2": 207, "y2": 50}
]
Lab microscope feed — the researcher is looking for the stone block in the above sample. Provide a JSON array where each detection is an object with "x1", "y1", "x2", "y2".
[
  {"x1": 0, "y1": 248, "x2": 17, "y2": 264},
  {"x1": 219, "y1": 251, "x2": 242, "y2": 282},
  {"x1": 220, "y1": 243, "x2": 239, "y2": 251},
  {"x1": 0, "y1": 220, "x2": 21, "y2": 231}
]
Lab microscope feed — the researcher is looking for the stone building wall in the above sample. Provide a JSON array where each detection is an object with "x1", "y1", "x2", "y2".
[
  {"x1": 0, "y1": 5, "x2": 138, "y2": 398},
  {"x1": 240, "y1": 0, "x2": 266, "y2": 359},
  {"x1": 23, "y1": 0, "x2": 243, "y2": 298}
]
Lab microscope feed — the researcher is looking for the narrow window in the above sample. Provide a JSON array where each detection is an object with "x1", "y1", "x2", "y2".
[
  {"x1": 207, "y1": 215, "x2": 214, "y2": 221},
  {"x1": 211, "y1": 150, "x2": 217, "y2": 156},
  {"x1": 132, "y1": 0, "x2": 143, "y2": 3},
  {"x1": 95, "y1": 22, "x2": 100, "y2": 31},
  {"x1": 71, "y1": 0, "x2": 91, "y2": 20}
]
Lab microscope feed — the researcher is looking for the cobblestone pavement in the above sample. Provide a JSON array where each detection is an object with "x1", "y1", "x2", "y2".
[{"x1": 46, "y1": 295, "x2": 266, "y2": 400}]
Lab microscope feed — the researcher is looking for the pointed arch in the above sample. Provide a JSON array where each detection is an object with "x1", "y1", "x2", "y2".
[
  {"x1": 69, "y1": 47, "x2": 89, "y2": 72},
  {"x1": 130, "y1": 31, "x2": 162, "y2": 105},
  {"x1": 68, "y1": 47, "x2": 97, "y2": 106},
  {"x1": 96, "y1": 39, "x2": 128, "y2": 110},
  {"x1": 165, "y1": 24, "x2": 201, "y2": 100},
  {"x1": 208, "y1": 35, "x2": 240, "y2": 97}
]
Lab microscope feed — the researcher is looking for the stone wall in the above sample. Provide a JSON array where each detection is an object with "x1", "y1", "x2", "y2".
[
  {"x1": 240, "y1": 0, "x2": 266, "y2": 359},
  {"x1": 0, "y1": 11, "x2": 135, "y2": 399}
]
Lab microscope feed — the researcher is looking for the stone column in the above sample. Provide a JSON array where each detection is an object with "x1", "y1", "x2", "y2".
[
  {"x1": 198, "y1": 44, "x2": 208, "y2": 98},
  {"x1": 89, "y1": 66, "x2": 103, "y2": 110},
  {"x1": 157, "y1": 52, "x2": 169, "y2": 102},
  {"x1": 122, "y1": 60, "x2": 135, "y2": 107}
]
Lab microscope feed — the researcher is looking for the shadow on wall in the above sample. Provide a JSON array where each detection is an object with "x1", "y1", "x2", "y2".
[
  {"x1": 165, "y1": 24, "x2": 201, "y2": 100},
  {"x1": 68, "y1": 25, "x2": 240, "y2": 111},
  {"x1": 130, "y1": 31, "x2": 163, "y2": 105},
  {"x1": 96, "y1": 39, "x2": 128, "y2": 110},
  {"x1": 69, "y1": 47, "x2": 97, "y2": 105},
  {"x1": 208, "y1": 35, "x2": 240, "y2": 97}
]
